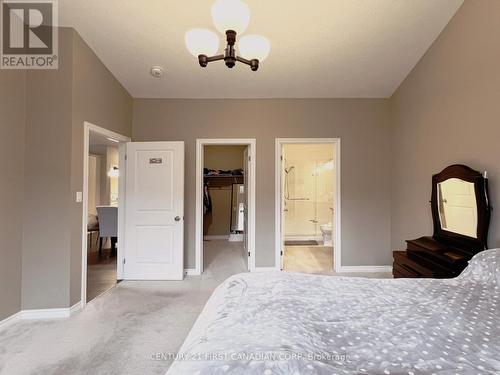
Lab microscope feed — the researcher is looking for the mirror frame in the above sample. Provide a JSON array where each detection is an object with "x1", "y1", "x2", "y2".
[{"x1": 431, "y1": 164, "x2": 491, "y2": 252}]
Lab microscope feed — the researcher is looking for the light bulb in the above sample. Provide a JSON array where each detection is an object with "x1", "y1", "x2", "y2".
[
  {"x1": 238, "y1": 35, "x2": 271, "y2": 62},
  {"x1": 185, "y1": 29, "x2": 220, "y2": 57},
  {"x1": 107, "y1": 167, "x2": 119, "y2": 178},
  {"x1": 211, "y1": 0, "x2": 250, "y2": 35}
]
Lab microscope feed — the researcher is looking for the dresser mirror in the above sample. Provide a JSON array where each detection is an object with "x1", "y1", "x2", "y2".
[
  {"x1": 431, "y1": 164, "x2": 490, "y2": 251},
  {"x1": 437, "y1": 178, "x2": 478, "y2": 238}
]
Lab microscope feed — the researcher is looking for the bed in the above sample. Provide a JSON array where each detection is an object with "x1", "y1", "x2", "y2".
[{"x1": 167, "y1": 249, "x2": 500, "y2": 374}]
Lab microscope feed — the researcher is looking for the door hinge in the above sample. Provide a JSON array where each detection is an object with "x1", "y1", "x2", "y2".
[
  {"x1": 280, "y1": 155, "x2": 283, "y2": 161},
  {"x1": 123, "y1": 258, "x2": 126, "y2": 264},
  {"x1": 248, "y1": 155, "x2": 251, "y2": 162},
  {"x1": 248, "y1": 251, "x2": 251, "y2": 257},
  {"x1": 280, "y1": 251, "x2": 283, "y2": 256}
]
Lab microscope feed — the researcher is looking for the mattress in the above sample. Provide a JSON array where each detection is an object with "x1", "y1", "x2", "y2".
[{"x1": 167, "y1": 249, "x2": 500, "y2": 374}]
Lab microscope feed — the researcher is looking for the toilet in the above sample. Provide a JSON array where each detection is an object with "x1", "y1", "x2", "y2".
[{"x1": 320, "y1": 223, "x2": 333, "y2": 246}]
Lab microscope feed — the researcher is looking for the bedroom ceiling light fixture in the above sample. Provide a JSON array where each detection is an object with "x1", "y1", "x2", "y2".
[{"x1": 185, "y1": 0, "x2": 270, "y2": 71}]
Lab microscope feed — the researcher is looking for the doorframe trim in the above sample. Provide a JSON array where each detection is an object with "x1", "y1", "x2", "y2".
[
  {"x1": 195, "y1": 139, "x2": 257, "y2": 274},
  {"x1": 82, "y1": 122, "x2": 130, "y2": 309},
  {"x1": 275, "y1": 138, "x2": 341, "y2": 272}
]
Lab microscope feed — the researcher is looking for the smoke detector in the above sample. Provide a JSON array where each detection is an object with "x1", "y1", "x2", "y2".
[{"x1": 150, "y1": 66, "x2": 164, "y2": 78}]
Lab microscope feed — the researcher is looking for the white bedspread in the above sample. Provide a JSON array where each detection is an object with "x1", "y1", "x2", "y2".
[{"x1": 167, "y1": 249, "x2": 500, "y2": 374}]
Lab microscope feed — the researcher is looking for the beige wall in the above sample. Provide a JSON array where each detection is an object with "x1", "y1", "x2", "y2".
[
  {"x1": 14, "y1": 28, "x2": 133, "y2": 311},
  {"x1": 89, "y1": 145, "x2": 111, "y2": 206},
  {"x1": 106, "y1": 146, "x2": 119, "y2": 205},
  {"x1": 204, "y1": 145, "x2": 246, "y2": 171},
  {"x1": 0, "y1": 71, "x2": 26, "y2": 321},
  {"x1": 22, "y1": 29, "x2": 74, "y2": 309},
  {"x1": 133, "y1": 99, "x2": 392, "y2": 268},
  {"x1": 204, "y1": 189, "x2": 233, "y2": 236},
  {"x1": 391, "y1": 0, "x2": 500, "y2": 251},
  {"x1": 69, "y1": 31, "x2": 132, "y2": 306},
  {"x1": 88, "y1": 155, "x2": 101, "y2": 215}
]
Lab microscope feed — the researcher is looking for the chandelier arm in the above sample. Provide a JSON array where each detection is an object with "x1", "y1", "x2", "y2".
[
  {"x1": 198, "y1": 54, "x2": 225, "y2": 67},
  {"x1": 236, "y1": 56, "x2": 260, "y2": 71},
  {"x1": 236, "y1": 56, "x2": 251, "y2": 65},
  {"x1": 207, "y1": 54, "x2": 225, "y2": 62}
]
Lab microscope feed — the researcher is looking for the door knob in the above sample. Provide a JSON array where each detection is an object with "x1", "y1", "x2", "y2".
[{"x1": 175, "y1": 216, "x2": 181, "y2": 222}]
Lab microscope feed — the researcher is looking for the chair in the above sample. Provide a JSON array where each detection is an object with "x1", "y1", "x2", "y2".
[
  {"x1": 87, "y1": 214, "x2": 100, "y2": 253},
  {"x1": 96, "y1": 206, "x2": 118, "y2": 257}
]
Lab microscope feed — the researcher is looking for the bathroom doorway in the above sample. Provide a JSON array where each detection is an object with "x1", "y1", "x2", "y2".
[{"x1": 275, "y1": 139, "x2": 341, "y2": 273}]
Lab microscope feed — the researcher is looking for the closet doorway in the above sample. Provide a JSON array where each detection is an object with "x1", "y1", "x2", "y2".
[{"x1": 195, "y1": 139, "x2": 256, "y2": 275}]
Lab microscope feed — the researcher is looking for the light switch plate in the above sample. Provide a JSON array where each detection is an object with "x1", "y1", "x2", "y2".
[{"x1": 76, "y1": 191, "x2": 83, "y2": 203}]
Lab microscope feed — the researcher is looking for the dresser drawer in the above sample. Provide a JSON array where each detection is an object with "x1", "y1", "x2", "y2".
[
  {"x1": 393, "y1": 262, "x2": 422, "y2": 278},
  {"x1": 393, "y1": 251, "x2": 433, "y2": 278}
]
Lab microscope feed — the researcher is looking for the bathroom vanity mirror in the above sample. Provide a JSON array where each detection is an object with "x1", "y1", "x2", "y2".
[{"x1": 431, "y1": 164, "x2": 490, "y2": 250}]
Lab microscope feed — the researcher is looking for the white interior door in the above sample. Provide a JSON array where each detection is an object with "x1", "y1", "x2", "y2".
[
  {"x1": 123, "y1": 142, "x2": 184, "y2": 280},
  {"x1": 243, "y1": 146, "x2": 249, "y2": 267},
  {"x1": 280, "y1": 147, "x2": 285, "y2": 270}
]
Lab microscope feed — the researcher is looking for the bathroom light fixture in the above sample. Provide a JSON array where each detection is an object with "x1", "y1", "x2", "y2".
[
  {"x1": 185, "y1": 0, "x2": 270, "y2": 71},
  {"x1": 107, "y1": 166, "x2": 119, "y2": 178},
  {"x1": 322, "y1": 160, "x2": 335, "y2": 171}
]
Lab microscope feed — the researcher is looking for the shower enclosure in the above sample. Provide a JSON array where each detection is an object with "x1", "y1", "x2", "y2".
[{"x1": 283, "y1": 144, "x2": 334, "y2": 240}]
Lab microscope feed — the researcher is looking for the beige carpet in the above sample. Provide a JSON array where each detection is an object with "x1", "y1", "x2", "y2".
[
  {"x1": 0, "y1": 240, "x2": 246, "y2": 375},
  {"x1": 0, "y1": 240, "x2": 390, "y2": 374}
]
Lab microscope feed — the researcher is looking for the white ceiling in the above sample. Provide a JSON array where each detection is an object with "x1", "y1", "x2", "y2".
[
  {"x1": 89, "y1": 131, "x2": 120, "y2": 147},
  {"x1": 59, "y1": 0, "x2": 463, "y2": 99}
]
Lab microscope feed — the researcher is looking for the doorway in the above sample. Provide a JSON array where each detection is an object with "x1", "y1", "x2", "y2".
[
  {"x1": 195, "y1": 139, "x2": 256, "y2": 275},
  {"x1": 82, "y1": 122, "x2": 130, "y2": 306},
  {"x1": 275, "y1": 139, "x2": 341, "y2": 273}
]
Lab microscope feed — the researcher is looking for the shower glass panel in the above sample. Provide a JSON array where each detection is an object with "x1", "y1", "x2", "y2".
[{"x1": 284, "y1": 148, "x2": 334, "y2": 239}]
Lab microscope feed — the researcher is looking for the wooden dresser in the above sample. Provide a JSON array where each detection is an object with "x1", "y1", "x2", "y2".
[
  {"x1": 393, "y1": 165, "x2": 491, "y2": 279},
  {"x1": 394, "y1": 237, "x2": 469, "y2": 278}
]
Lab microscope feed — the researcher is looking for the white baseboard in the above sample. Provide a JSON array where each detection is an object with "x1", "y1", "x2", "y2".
[
  {"x1": 20, "y1": 308, "x2": 70, "y2": 320},
  {"x1": 284, "y1": 236, "x2": 323, "y2": 241},
  {"x1": 184, "y1": 268, "x2": 200, "y2": 276},
  {"x1": 253, "y1": 267, "x2": 280, "y2": 272},
  {"x1": 70, "y1": 301, "x2": 83, "y2": 315},
  {"x1": 0, "y1": 301, "x2": 85, "y2": 329},
  {"x1": 228, "y1": 233, "x2": 243, "y2": 242},
  {"x1": 0, "y1": 311, "x2": 21, "y2": 330},
  {"x1": 338, "y1": 266, "x2": 393, "y2": 273},
  {"x1": 203, "y1": 235, "x2": 229, "y2": 240}
]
